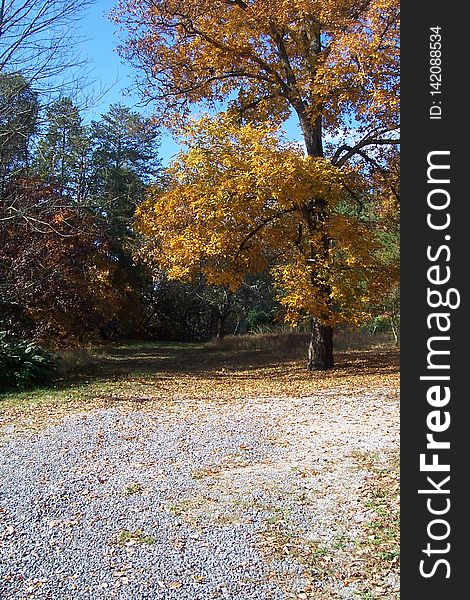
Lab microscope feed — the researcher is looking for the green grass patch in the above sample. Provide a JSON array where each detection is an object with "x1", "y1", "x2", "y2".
[
  {"x1": 115, "y1": 529, "x2": 156, "y2": 546},
  {"x1": 123, "y1": 483, "x2": 144, "y2": 496}
]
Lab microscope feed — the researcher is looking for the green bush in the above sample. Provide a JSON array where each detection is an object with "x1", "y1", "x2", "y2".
[
  {"x1": 0, "y1": 332, "x2": 57, "y2": 393},
  {"x1": 245, "y1": 307, "x2": 275, "y2": 331}
]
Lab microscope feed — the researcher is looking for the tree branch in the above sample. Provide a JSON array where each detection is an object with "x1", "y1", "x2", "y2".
[
  {"x1": 234, "y1": 206, "x2": 297, "y2": 261},
  {"x1": 331, "y1": 126, "x2": 400, "y2": 167}
]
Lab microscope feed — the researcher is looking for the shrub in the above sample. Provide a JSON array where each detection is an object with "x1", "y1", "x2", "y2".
[
  {"x1": 0, "y1": 332, "x2": 57, "y2": 393},
  {"x1": 245, "y1": 307, "x2": 275, "y2": 331},
  {"x1": 54, "y1": 348, "x2": 99, "y2": 376}
]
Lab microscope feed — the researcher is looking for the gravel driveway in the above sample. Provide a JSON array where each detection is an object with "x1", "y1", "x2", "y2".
[{"x1": 0, "y1": 388, "x2": 399, "y2": 599}]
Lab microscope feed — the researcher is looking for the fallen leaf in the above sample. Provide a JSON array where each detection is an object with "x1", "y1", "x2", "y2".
[{"x1": 168, "y1": 581, "x2": 182, "y2": 589}]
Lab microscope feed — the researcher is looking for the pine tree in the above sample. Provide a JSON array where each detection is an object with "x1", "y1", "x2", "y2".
[
  {"x1": 0, "y1": 72, "x2": 39, "y2": 189},
  {"x1": 35, "y1": 97, "x2": 90, "y2": 202},
  {"x1": 90, "y1": 104, "x2": 161, "y2": 237}
]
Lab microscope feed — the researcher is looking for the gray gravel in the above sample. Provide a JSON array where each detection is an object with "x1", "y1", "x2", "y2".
[{"x1": 0, "y1": 390, "x2": 399, "y2": 599}]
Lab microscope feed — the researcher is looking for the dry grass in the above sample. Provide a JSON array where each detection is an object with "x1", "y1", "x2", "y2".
[
  {"x1": 208, "y1": 331, "x2": 311, "y2": 354},
  {"x1": 208, "y1": 329, "x2": 394, "y2": 354},
  {"x1": 54, "y1": 348, "x2": 101, "y2": 376}
]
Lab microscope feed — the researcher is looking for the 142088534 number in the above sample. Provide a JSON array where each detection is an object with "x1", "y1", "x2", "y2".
[{"x1": 429, "y1": 26, "x2": 442, "y2": 95}]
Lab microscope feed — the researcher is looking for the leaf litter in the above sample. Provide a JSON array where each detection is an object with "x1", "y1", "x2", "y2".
[{"x1": 0, "y1": 343, "x2": 399, "y2": 598}]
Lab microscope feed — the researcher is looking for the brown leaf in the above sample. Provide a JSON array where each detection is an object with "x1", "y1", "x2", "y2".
[{"x1": 168, "y1": 581, "x2": 182, "y2": 589}]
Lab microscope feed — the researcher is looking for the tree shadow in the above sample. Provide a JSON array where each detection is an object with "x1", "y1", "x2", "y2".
[{"x1": 54, "y1": 340, "x2": 399, "y2": 390}]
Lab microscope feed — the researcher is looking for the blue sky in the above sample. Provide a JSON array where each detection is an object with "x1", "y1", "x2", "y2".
[
  {"x1": 79, "y1": 2, "x2": 142, "y2": 114},
  {"x1": 78, "y1": 1, "x2": 182, "y2": 163},
  {"x1": 79, "y1": 1, "x2": 304, "y2": 165}
]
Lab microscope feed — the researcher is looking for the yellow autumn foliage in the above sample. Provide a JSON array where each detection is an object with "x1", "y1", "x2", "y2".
[
  {"x1": 117, "y1": 0, "x2": 400, "y2": 332},
  {"x1": 136, "y1": 113, "x2": 398, "y2": 326}
]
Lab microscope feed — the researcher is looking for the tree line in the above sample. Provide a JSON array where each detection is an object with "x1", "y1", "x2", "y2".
[{"x1": 0, "y1": 73, "x2": 255, "y2": 344}]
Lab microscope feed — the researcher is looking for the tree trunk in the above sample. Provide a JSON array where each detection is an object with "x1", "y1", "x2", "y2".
[
  {"x1": 216, "y1": 314, "x2": 226, "y2": 341},
  {"x1": 290, "y1": 37, "x2": 334, "y2": 370},
  {"x1": 308, "y1": 321, "x2": 334, "y2": 370}
]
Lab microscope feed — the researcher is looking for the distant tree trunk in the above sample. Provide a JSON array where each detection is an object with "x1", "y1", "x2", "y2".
[
  {"x1": 233, "y1": 313, "x2": 247, "y2": 335},
  {"x1": 308, "y1": 321, "x2": 334, "y2": 370},
  {"x1": 216, "y1": 314, "x2": 227, "y2": 341},
  {"x1": 390, "y1": 313, "x2": 400, "y2": 346}
]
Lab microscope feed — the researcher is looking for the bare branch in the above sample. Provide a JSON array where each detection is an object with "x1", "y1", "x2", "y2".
[{"x1": 331, "y1": 126, "x2": 400, "y2": 167}]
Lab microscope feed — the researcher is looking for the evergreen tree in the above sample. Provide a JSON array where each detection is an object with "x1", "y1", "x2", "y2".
[
  {"x1": 35, "y1": 97, "x2": 90, "y2": 201},
  {"x1": 0, "y1": 72, "x2": 39, "y2": 190},
  {"x1": 90, "y1": 104, "x2": 161, "y2": 236}
]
